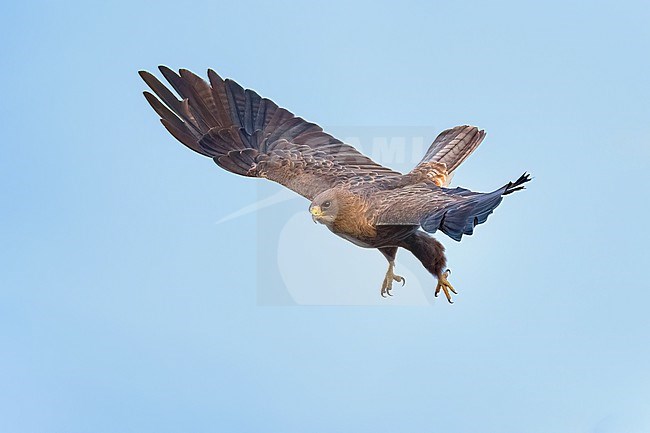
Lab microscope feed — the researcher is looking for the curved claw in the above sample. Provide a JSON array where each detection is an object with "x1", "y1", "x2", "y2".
[
  {"x1": 381, "y1": 285, "x2": 393, "y2": 297},
  {"x1": 380, "y1": 264, "x2": 404, "y2": 298}
]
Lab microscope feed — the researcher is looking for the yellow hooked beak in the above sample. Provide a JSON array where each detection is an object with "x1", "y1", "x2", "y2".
[{"x1": 310, "y1": 205, "x2": 322, "y2": 223}]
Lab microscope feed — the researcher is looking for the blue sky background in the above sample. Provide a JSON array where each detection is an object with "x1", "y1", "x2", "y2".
[{"x1": 1, "y1": 0, "x2": 649, "y2": 431}]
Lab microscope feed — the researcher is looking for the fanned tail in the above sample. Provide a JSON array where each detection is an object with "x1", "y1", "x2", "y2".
[{"x1": 413, "y1": 125, "x2": 486, "y2": 175}]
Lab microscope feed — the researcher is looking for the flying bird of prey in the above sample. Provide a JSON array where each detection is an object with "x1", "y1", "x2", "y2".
[{"x1": 140, "y1": 66, "x2": 530, "y2": 302}]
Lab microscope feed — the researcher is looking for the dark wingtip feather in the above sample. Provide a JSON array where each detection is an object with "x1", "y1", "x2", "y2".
[
  {"x1": 158, "y1": 65, "x2": 184, "y2": 92},
  {"x1": 142, "y1": 90, "x2": 166, "y2": 117},
  {"x1": 160, "y1": 119, "x2": 207, "y2": 155},
  {"x1": 158, "y1": 64, "x2": 176, "y2": 75},
  {"x1": 504, "y1": 172, "x2": 532, "y2": 195},
  {"x1": 207, "y1": 68, "x2": 225, "y2": 86},
  {"x1": 138, "y1": 70, "x2": 160, "y2": 89}
]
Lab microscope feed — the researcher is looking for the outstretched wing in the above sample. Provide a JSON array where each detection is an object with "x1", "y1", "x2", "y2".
[
  {"x1": 408, "y1": 125, "x2": 486, "y2": 186},
  {"x1": 375, "y1": 173, "x2": 531, "y2": 241},
  {"x1": 140, "y1": 66, "x2": 400, "y2": 200}
]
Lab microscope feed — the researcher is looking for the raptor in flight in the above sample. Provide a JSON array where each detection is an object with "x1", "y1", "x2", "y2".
[{"x1": 140, "y1": 66, "x2": 530, "y2": 302}]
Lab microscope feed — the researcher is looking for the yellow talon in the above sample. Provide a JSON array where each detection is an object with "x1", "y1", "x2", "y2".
[
  {"x1": 435, "y1": 269, "x2": 457, "y2": 303},
  {"x1": 380, "y1": 261, "x2": 405, "y2": 297}
]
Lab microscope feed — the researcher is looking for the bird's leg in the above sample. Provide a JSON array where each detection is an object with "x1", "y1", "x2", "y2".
[
  {"x1": 378, "y1": 247, "x2": 405, "y2": 297},
  {"x1": 401, "y1": 232, "x2": 457, "y2": 303},
  {"x1": 381, "y1": 260, "x2": 406, "y2": 297},
  {"x1": 435, "y1": 269, "x2": 457, "y2": 303}
]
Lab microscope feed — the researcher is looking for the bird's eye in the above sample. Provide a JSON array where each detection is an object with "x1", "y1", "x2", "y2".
[{"x1": 322, "y1": 201, "x2": 331, "y2": 209}]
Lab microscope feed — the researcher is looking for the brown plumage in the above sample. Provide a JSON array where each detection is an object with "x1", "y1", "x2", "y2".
[{"x1": 140, "y1": 66, "x2": 530, "y2": 302}]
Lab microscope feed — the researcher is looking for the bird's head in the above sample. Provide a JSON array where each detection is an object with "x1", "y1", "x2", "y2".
[{"x1": 309, "y1": 189, "x2": 342, "y2": 225}]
